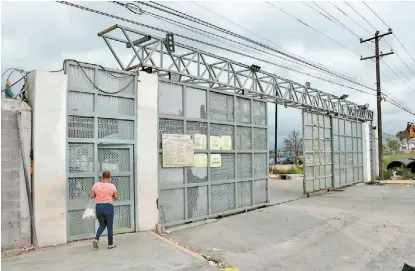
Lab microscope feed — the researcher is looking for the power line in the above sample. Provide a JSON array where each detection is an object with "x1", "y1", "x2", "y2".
[
  {"x1": 57, "y1": 1, "x2": 378, "y2": 99},
  {"x1": 330, "y1": 2, "x2": 372, "y2": 35},
  {"x1": 115, "y1": 3, "x2": 377, "y2": 96},
  {"x1": 363, "y1": 2, "x2": 415, "y2": 66},
  {"x1": 114, "y1": 1, "x2": 353, "y2": 85},
  {"x1": 329, "y1": 1, "x2": 415, "y2": 110},
  {"x1": 345, "y1": 2, "x2": 415, "y2": 83},
  {"x1": 362, "y1": 2, "x2": 389, "y2": 28},
  {"x1": 266, "y1": 2, "x2": 361, "y2": 56},
  {"x1": 305, "y1": 2, "x2": 359, "y2": 38},
  {"x1": 305, "y1": 2, "x2": 375, "y2": 55},
  {"x1": 128, "y1": 1, "x2": 378, "y2": 91},
  {"x1": 139, "y1": 1, "x2": 376, "y2": 87},
  {"x1": 345, "y1": 2, "x2": 378, "y2": 31},
  {"x1": 58, "y1": 1, "x2": 415, "y2": 118},
  {"x1": 150, "y1": 1, "x2": 373, "y2": 85},
  {"x1": 382, "y1": 59, "x2": 415, "y2": 93}
]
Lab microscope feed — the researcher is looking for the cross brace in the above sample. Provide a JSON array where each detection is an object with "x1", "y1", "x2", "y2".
[{"x1": 98, "y1": 24, "x2": 374, "y2": 121}]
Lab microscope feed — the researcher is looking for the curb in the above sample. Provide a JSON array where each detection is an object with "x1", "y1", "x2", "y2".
[
  {"x1": 148, "y1": 231, "x2": 207, "y2": 263},
  {"x1": 381, "y1": 181, "x2": 415, "y2": 186},
  {"x1": 148, "y1": 231, "x2": 239, "y2": 270}
]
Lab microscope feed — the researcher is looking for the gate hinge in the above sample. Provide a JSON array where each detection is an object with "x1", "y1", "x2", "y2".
[{"x1": 156, "y1": 198, "x2": 158, "y2": 209}]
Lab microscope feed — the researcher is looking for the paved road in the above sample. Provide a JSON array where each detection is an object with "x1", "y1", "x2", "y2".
[
  {"x1": 269, "y1": 175, "x2": 304, "y2": 204},
  {"x1": 167, "y1": 184, "x2": 415, "y2": 271},
  {"x1": 2, "y1": 232, "x2": 216, "y2": 271}
]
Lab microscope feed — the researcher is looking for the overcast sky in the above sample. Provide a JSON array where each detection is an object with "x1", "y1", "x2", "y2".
[{"x1": 2, "y1": 1, "x2": 414, "y2": 148}]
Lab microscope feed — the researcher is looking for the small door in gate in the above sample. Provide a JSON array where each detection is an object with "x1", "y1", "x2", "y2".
[{"x1": 97, "y1": 144, "x2": 135, "y2": 234}]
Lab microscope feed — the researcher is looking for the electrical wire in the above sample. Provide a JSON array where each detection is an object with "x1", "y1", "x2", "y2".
[
  {"x1": 326, "y1": 1, "x2": 415, "y2": 113},
  {"x1": 127, "y1": 2, "x2": 379, "y2": 95},
  {"x1": 344, "y1": 2, "x2": 378, "y2": 31},
  {"x1": 137, "y1": 1, "x2": 415, "y2": 115},
  {"x1": 362, "y1": 2, "x2": 389, "y2": 29},
  {"x1": 70, "y1": 59, "x2": 136, "y2": 94},
  {"x1": 362, "y1": 2, "x2": 415, "y2": 70},
  {"x1": 58, "y1": 1, "x2": 415, "y2": 117},
  {"x1": 306, "y1": 2, "x2": 360, "y2": 38},
  {"x1": 382, "y1": 59, "x2": 415, "y2": 93},
  {"x1": 57, "y1": 1, "x2": 379, "y2": 97},
  {"x1": 330, "y1": 1, "x2": 372, "y2": 35},
  {"x1": 266, "y1": 2, "x2": 361, "y2": 56},
  {"x1": 143, "y1": 1, "x2": 375, "y2": 87},
  {"x1": 342, "y1": 1, "x2": 415, "y2": 87},
  {"x1": 115, "y1": 1, "x2": 376, "y2": 91}
]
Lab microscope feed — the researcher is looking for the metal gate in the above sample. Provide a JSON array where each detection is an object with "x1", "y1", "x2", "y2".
[
  {"x1": 65, "y1": 60, "x2": 137, "y2": 241},
  {"x1": 332, "y1": 117, "x2": 364, "y2": 187},
  {"x1": 303, "y1": 112, "x2": 333, "y2": 194},
  {"x1": 158, "y1": 80, "x2": 269, "y2": 227},
  {"x1": 303, "y1": 112, "x2": 365, "y2": 193}
]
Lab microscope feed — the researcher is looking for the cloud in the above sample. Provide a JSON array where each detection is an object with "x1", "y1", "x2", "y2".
[{"x1": 1, "y1": 1, "x2": 414, "y2": 142}]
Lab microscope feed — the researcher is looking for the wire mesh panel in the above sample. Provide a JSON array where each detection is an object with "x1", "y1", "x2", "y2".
[
  {"x1": 302, "y1": 112, "x2": 333, "y2": 194},
  {"x1": 65, "y1": 61, "x2": 136, "y2": 241},
  {"x1": 332, "y1": 117, "x2": 364, "y2": 188},
  {"x1": 158, "y1": 80, "x2": 268, "y2": 227}
]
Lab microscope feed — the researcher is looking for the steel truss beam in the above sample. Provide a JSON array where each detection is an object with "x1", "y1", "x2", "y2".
[{"x1": 98, "y1": 24, "x2": 373, "y2": 121}]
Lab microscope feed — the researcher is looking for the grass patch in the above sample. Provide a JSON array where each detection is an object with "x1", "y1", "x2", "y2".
[
  {"x1": 270, "y1": 165, "x2": 303, "y2": 175},
  {"x1": 383, "y1": 153, "x2": 415, "y2": 169}
]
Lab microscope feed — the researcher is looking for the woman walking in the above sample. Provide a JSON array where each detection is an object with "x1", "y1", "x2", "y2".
[{"x1": 89, "y1": 170, "x2": 119, "y2": 249}]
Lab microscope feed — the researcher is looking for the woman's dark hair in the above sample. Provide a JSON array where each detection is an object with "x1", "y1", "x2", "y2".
[{"x1": 102, "y1": 171, "x2": 111, "y2": 179}]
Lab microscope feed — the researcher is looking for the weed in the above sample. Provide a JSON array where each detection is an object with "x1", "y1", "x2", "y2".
[
  {"x1": 394, "y1": 166, "x2": 414, "y2": 180},
  {"x1": 376, "y1": 169, "x2": 393, "y2": 180}
]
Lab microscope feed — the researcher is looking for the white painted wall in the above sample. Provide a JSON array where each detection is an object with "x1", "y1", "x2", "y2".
[
  {"x1": 27, "y1": 71, "x2": 68, "y2": 247},
  {"x1": 373, "y1": 129, "x2": 379, "y2": 178},
  {"x1": 135, "y1": 72, "x2": 159, "y2": 231},
  {"x1": 362, "y1": 122, "x2": 371, "y2": 182}
]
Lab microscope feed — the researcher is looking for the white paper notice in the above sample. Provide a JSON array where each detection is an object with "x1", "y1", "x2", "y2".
[
  {"x1": 194, "y1": 134, "x2": 207, "y2": 150},
  {"x1": 162, "y1": 134, "x2": 194, "y2": 167},
  {"x1": 210, "y1": 154, "x2": 222, "y2": 167},
  {"x1": 193, "y1": 154, "x2": 208, "y2": 167},
  {"x1": 210, "y1": 136, "x2": 221, "y2": 150},
  {"x1": 220, "y1": 136, "x2": 232, "y2": 150}
]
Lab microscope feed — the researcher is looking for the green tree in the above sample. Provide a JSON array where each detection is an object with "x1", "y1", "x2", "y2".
[{"x1": 386, "y1": 139, "x2": 400, "y2": 154}]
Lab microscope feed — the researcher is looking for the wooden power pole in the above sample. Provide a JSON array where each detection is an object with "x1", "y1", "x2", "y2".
[{"x1": 360, "y1": 29, "x2": 393, "y2": 179}]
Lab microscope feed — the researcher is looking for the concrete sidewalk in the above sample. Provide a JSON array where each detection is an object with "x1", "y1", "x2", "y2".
[
  {"x1": 2, "y1": 232, "x2": 216, "y2": 271},
  {"x1": 167, "y1": 184, "x2": 415, "y2": 271}
]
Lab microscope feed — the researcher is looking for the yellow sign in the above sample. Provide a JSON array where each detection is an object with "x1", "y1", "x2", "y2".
[
  {"x1": 194, "y1": 134, "x2": 207, "y2": 150},
  {"x1": 162, "y1": 134, "x2": 194, "y2": 167},
  {"x1": 210, "y1": 154, "x2": 222, "y2": 167},
  {"x1": 193, "y1": 154, "x2": 208, "y2": 167},
  {"x1": 210, "y1": 136, "x2": 221, "y2": 150},
  {"x1": 221, "y1": 136, "x2": 232, "y2": 150}
]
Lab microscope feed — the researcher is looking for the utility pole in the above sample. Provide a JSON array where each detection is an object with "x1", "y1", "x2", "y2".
[{"x1": 360, "y1": 29, "x2": 393, "y2": 179}]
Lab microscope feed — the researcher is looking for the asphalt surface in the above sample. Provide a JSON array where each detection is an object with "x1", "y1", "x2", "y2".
[{"x1": 167, "y1": 184, "x2": 415, "y2": 271}]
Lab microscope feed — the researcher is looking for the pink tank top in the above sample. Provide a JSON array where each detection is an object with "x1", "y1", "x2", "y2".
[{"x1": 92, "y1": 182, "x2": 117, "y2": 204}]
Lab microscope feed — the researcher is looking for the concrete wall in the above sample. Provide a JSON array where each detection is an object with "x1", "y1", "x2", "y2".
[
  {"x1": 373, "y1": 129, "x2": 379, "y2": 178},
  {"x1": 1, "y1": 99, "x2": 32, "y2": 250},
  {"x1": 362, "y1": 122, "x2": 371, "y2": 182},
  {"x1": 27, "y1": 71, "x2": 68, "y2": 247},
  {"x1": 135, "y1": 72, "x2": 159, "y2": 231}
]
